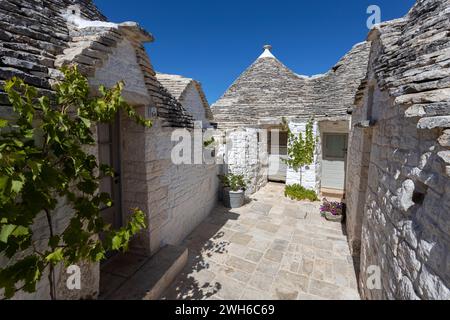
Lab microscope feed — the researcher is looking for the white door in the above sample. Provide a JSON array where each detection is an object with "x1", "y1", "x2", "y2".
[
  {"x1": 322, "y1": 134, "x2": 348, "y2": 190},
  {"x1": 268, "y1": 131, "x2": 288, "y2": 182}
]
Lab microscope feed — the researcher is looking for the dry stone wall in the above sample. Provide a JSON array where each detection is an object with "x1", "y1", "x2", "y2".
[
  {"x1": 347, "y1": 0, "x2": 450, "y2": 300},
  {"x1": 223, "y1": 129, "x2": 269, "y2": 195},
  {"x1": 345, "y1": 119, "x2": 373, "y2": 257}
]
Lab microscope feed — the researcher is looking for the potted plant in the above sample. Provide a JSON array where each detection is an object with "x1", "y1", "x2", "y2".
[
  {"x1": 320, "y1": 198, "x2": 345, "y2": 222},
  {"x1": 219, "y1": 174, "x2": 247, "y2": 208}
]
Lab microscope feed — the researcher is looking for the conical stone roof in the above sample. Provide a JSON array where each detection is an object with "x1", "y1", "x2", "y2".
[{"x1": 212, "y1": 44, "x2": 371, "y2": 128}]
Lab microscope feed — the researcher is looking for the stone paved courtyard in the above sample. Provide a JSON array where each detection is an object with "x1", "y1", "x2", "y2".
[{"x1": 161, "y1": 183, "x2": 360, "y2": 300}]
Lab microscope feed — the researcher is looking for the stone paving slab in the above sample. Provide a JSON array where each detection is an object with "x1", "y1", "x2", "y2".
[{"x1": 161, "y1": 183, "x2": 360, "y2": 300}]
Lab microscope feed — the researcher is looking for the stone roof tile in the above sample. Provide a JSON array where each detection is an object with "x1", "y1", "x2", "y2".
[
  {"x1": 0, "y1": 0, "x2": 193, "y2": 128},
  {"x1": 156, "y1": 73, "x2": 214, "y2": 121}
]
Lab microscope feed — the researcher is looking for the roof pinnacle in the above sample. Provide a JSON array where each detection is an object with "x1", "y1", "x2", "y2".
[{"x1": 258, "y1": 44, "x2": 275, "y2": 59}]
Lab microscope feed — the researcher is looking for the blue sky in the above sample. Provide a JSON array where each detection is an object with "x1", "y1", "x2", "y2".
[{"x1": 93, "y1": 0, "x2": 416, "y2": 104}]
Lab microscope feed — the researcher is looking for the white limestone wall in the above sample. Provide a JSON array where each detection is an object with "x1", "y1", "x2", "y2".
[
  {"x1": 225, "y1": 128, "x2": 268, "y2": 195},
  {"x1": 83, "y1": 35, "x2": 219, "y2": 258},
  {"x1": 180, "y1": 83, "x2": 211, "y2": 128},
  {"x1": 360, "y1": 86, "x2": 450, "y2": 300},
  {"x1": 0, "y1": 36, "x2": 160, "y2": 300},
  {"x1": 124, "y1": 121, "x2": 219, "y2": 255},
  {"x1": 89, "y1": 39, "x2": 151, "y2": 106},
  {"x1": 286, "y1": 122, "x2": 321, "y2": 194},
  {"x1": 0, "y1": 209, "x2": 101, "y2": 300},
  {"x1": 347, "y1": 79, "x2": 450, "y2": 300},
  {"x1": 0, "y1": 130, "x2": 102, "y2": 300},
  {"x1": 345, "y1": 117, "x2": 372, "y2": 257}
]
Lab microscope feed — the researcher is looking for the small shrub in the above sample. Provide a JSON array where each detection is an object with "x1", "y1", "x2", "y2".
[
  {"x1": 284, "y1": 184, "x2": 319, "y2": 202},
  {"x1": 219, "y1": 174, "x2": 248, "y2": 192}
]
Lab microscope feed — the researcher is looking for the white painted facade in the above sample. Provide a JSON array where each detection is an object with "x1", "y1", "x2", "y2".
[
  {"x1": 90, "y1": 39, "x2": 151, "y2": 106},
  {"x1": 179, "y1": 83, "x2": 211, "y2": 128},
  {"x1": 319, "y1": 121, "x2": 350, "y2": 192},
  {"x1": 285, "y1": 121, "x2": 322, "y2": 194},
  {"x1": 223, "y1": 120, "x2": 351, "y2": 197},
  {"x1": 139, "y1": 123, "x2": 219, "y2": 252},
  {"x1": 222, "y1": 128, "x2": 268, "y2": 195}
]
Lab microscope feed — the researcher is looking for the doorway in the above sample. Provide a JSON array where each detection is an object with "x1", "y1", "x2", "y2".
[
  {"x1": 321, "y1": 133, "x2": 348, "y2": 192},
  {"x1": 98, "y1": 114, "x2": 123, "y2": 230},
  {"x1": 268, "y1": 130, "x2": 288, "y2": 182}
]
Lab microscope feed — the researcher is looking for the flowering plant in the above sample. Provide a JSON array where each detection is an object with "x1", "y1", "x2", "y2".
[{"x1": 320, "y1": 199, "x2": 344, "y2": 216}]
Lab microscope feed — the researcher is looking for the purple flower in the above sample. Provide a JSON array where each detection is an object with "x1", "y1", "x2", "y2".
[{"x1": 321, "y1": 200, "x2": 344, "y2": 216}]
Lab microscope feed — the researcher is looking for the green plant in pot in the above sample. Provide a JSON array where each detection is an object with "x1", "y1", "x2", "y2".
[
  {"x1": 219, "y1": 174, "x2": 247, "y2": 209},
  {"x1": 320, "y1": 198, "x2": 345, "y2": 223}
]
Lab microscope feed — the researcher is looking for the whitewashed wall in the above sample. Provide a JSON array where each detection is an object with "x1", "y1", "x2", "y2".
[
  {"x1": 180, "y1": 83, "x2": 211, "y2": 128},
  {"x1": 286, "y1": 122, "x2": 321, "y2": 194},
  {"x1": 123, "y1": 121, "x2": 220, "y2": 255},
  {"x1": 224, "y1": 128, "x2": 268, "y2": 195},
  {"x1": 0, "y1": 129, "x2": 102, "y2": 300},
  {"x1": 89, "y1": 39, "x2": 152, "y2": 106},
  {"x1": 1, "y1": 37, "x2": 153, "y2": 298}
]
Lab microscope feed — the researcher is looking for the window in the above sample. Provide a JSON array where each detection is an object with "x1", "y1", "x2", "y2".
[{"x1": 323, "y1": 134, "x2": 348, "y2": 160}]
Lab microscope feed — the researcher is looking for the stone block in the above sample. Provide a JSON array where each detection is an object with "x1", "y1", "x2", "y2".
[
  {"x1": 438, "y1": 130, "x2": 450, "y2": 147},
  {"x1": 104, "y1": 245, "x2": 188, "y2": 300},
  {"x1": 417, "y1": 116, "x2": 450, "y2": 130}
]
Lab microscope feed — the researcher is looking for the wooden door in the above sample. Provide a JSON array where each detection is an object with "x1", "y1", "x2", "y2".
[{"x1": 98, "y1": 115, "x2": 122, "y2": 230}]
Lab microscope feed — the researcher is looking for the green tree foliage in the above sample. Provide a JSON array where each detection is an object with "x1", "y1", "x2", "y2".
[
  {"x1": 0, "y1": 66, "x2": 152, "y2": 299},
  {"x1": 284, "y1": 119, "x2": 316, "y2": 172}
]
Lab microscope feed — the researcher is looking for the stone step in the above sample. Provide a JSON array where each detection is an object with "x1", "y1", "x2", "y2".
[
  {"x1": 320, "y1": 188, "x2": 345, "y2": 202},
  {"x1": 100, "y1": 245, "x2": 188, "y2": 300}
]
